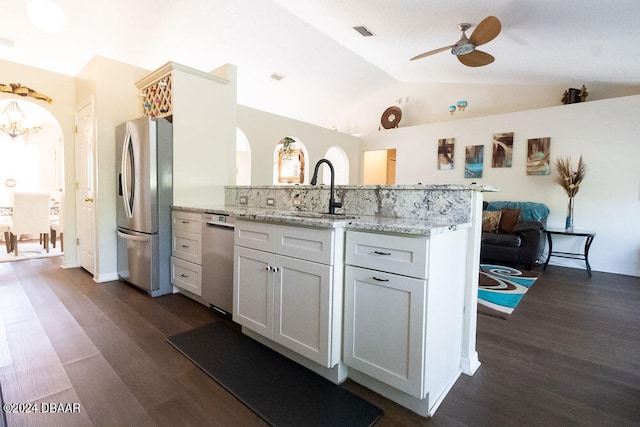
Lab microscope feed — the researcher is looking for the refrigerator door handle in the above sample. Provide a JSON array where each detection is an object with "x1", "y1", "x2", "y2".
[
  {"x1": 117, "y1": 230, "x2": 151, "y2": 242},
  {"x1": 121, "y1": 127, "x2": 135, "y2": 219}
]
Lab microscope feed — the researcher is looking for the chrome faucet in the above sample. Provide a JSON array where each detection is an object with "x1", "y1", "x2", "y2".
[{"x1": 310, "y1": 159, "x2": 342, "y2": 214}]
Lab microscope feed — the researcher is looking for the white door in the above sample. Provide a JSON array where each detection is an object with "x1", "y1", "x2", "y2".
[{"x1": 75, "y1": 99, "x2": 95, "y2": 274}]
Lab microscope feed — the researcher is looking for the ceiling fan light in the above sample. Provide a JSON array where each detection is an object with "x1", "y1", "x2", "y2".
[{"x1": 452, "y1": 42, "x2": 475, "y2": 56}]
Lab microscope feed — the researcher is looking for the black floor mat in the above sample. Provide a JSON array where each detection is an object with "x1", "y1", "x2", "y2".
[{"x1": 167, "y1": 321, "x2": 382, "y2": 427}]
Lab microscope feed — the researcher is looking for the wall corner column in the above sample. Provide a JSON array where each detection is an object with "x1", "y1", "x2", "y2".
[{"x1": 461, "y1": 188, "x2": 484, "y2": 375}]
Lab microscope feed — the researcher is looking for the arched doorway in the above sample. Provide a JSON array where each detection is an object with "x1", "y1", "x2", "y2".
[
  {"x1": 0, "y1": 98, "x2": 65, "y2": 261},
  {"x1": 272, "y1": 137, "x2": 309, "y2": 185},
  {"x1": 322, "y1": 146, "x2": 349, "y2": 185}
]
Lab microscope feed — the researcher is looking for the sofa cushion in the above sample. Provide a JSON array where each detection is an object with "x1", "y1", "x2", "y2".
[
  {"x1": 499, "y1": 208, "x2": 521, "y2": 233},
  {"x1": 485, "y1": 201, "x2": 549, "y2": 222},
  {"x1": 482, "y1": 210, "x2": 502, "y2": 233},
  {"x1": 482, "y1": 232, "x2": 522, "y2": 247},
  {"x1": 512, "y1": 220, "x2": 544, "y2": 234}
]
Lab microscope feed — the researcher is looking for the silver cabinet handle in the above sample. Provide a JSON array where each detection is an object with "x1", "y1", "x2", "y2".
[
  {"x1": 372, "y1": 276, "x2": 389, "y2": 282},
  {"x1": 181, "y1": 244, "x2": 189, "y2": 248},
  {"x1": 273, "y1": 267, "x2": 280, "y2": 272},
  {"x1": 180, "y1": 274, "x2": 189, "y2": 278},
  {"x1": 374, "y1": 251, "x2": 391, "y2": 255},
  {"x1": 265, "y1": 266, "x2": 272, "y2": 272}
]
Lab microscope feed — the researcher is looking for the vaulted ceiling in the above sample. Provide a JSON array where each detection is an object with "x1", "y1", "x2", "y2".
[{"x1": 2, "y1": 0, "x2": 639, "y2": 128}]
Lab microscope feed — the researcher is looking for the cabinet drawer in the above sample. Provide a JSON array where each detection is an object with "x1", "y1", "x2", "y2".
[
  {"x1": 276, "y1": 225, "x2": 335, "y2": 265},
  {"x1": 172, "y1": 210, "x2": 202, "y2": 233},
  {"x1": 346, "y1": 230, "x2": 429, "y2": 279},
  {"x1": 172, "y1": 230, "x2": 202, "y2": 264},
  {"x1": 171, "y1": 256, "x2": 202, "y2": 296},
  {"x1": 235, "y1": 220, "x2": 276, "y2": 252}
]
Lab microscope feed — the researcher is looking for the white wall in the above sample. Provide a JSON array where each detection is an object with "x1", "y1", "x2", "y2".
[
  {"x1": 337, "y1": 81, "x2": 640, "y2": 135},
  {"x1": 237, "y1": 105, "x2": 361, "y2": 185},
  {"x1": 359, "y1": 95, "x2": 640, "y2": 277},
  {"x1": 171, "y1": 63, "x2": 237, "y2": 206},
  {"x1": 76, "y1": 56, "x2": 150, "y2": 281}
]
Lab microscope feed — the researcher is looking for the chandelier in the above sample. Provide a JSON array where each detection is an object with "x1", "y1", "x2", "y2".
[{"x1": 0, "y1": 101, "x2": 42, "y2": 138}]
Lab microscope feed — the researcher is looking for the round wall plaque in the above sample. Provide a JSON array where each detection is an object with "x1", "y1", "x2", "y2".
[{"x1": 381, "y1": 106, "x2": 402, "y2": 129}]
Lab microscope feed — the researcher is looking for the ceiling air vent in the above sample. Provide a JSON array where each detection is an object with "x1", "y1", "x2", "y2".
[
  {"x1": 270, "y1": 72, "x2": 285, "y2": 81},
  {"x1": 353, "y1": 25, "x2": 375, "y2": 37}
]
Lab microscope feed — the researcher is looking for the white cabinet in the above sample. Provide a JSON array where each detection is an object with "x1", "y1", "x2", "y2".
[
  {"x1": 344, "y1": 265, "x2": 427, "y2": 396},
  {"x1": 136, "y1": 62, "x2": 237, "y2": 207},
  {"x1": 344, "y1": 230, "x2": 429, "y2": 397},
  {"x1": 344, "y1": 229, "x2": 467, "y2": 416},
  {"x1": 233, "y1": 220, "x2": 343, "y2": 368},
  {"x1": 170, "y1": 210, "x2": 202, "y2": 295}
]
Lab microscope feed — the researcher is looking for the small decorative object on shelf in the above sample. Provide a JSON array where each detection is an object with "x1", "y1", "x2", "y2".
[
  {"x1": 280, "y1": 136, "x2": 296, "y2": 153},
  {"x1": 561, "y1": 85, "x2": 588, "y2": 104},
  {"x1": 449, "y1": 100, "x2": 468, "y2": 115},
  {"x1": 553, "y1": 155, "x2": 587, "y2": 231}
]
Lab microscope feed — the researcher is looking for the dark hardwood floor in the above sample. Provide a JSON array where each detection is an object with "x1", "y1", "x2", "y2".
[{"x1": 1, "y1": 257, "x2": 638, "y2": 426}]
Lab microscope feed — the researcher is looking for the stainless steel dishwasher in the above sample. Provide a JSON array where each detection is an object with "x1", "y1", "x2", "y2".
[{"x1": 201, "y1": 212, "x2": 235, "y2": 315}]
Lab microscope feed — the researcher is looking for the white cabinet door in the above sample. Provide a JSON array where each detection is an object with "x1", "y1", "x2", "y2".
[
  {"x1": 344, "y1": 265, "x2": 427, "y2": 398},
  {"x1": 233, "y1": 246, "x2": 274, "y2": 339},
  {"x1": 273, "y1": 255, "x2": 333, "y2": 367}
]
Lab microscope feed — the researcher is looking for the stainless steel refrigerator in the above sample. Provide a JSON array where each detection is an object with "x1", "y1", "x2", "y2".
[{"x1": 116, "y1": 116, "x2": 173, "y2": 297}]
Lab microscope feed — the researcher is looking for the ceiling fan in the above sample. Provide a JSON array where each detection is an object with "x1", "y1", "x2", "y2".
[{"x1": 410, "y1": 16, "x2": 501, "y2": 67}]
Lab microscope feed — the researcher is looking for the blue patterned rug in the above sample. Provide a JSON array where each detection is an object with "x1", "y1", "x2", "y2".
[{"x1": 478, "y1": 264, "x2": 540, "y2": 319}]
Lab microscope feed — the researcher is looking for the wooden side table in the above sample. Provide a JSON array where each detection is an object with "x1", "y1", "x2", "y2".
[{"x1": 543, "y1": 228, "x2": 596, "y2": 277}]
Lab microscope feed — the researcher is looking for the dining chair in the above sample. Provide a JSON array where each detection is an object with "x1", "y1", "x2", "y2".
[
  {"x1": 50, "y1": 192, "x2": 64, "y2": 251},
  {"x1": 9, "y1": 192, "x2": 51, "y2": 256},
  {"x1": 1, "y1": 222, "x2": 10, "y2": 253}
]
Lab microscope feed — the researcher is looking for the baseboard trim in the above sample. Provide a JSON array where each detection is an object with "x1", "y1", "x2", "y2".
[
  {"x1": 94, "y1": 272, "x2": 118, "y2": 283},
  {"x1": 461, "y1": 352, "x2": 481, "y2": 375}
]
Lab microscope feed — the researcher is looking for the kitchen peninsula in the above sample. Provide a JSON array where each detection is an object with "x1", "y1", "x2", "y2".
[{"x1": 173, "y1": 184, "x2": 485, "y2": 417}]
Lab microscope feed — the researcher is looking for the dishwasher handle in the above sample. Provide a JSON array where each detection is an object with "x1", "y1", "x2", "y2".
[{"x1": 205, "y1": 221, "x2": 235, "y2": 229}]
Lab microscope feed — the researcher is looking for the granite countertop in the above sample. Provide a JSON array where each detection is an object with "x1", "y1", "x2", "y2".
[{"x1": 173, "y1": 205, "x2": 470, "y2": 236}]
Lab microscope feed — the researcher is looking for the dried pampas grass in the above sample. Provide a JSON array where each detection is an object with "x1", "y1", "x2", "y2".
[{"x1": 553, "y1": 156, "x2": 587, "y2": 197}]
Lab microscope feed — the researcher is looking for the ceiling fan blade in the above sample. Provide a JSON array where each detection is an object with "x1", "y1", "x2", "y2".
[
  {"x1": 457, "y1": 50, "x2": 495, "y2": 67},
  {"x1": 469, "y1": 16, "x2": 501, "y2": 46},
  {"x1": 410, "y1": 45, "x2": 454, "y2": 61}
]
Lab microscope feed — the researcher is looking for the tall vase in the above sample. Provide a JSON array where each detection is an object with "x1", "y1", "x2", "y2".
[{"x1": 565, "y1": 196, "x2": 574, "y2": 232}]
